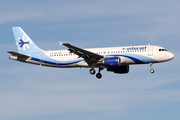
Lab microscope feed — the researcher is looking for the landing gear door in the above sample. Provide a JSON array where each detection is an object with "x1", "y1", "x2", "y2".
[{"x1": 148, "y1": 45, "x2": 153, "y2": 56}]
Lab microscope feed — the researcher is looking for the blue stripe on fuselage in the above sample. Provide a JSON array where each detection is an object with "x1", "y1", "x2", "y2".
[
  {"x1": 30, "y1": 57, "x2": 84, "y2": 65},
  {"x1": 29, "y1": 53, "x2": 158, "y2": 66}
]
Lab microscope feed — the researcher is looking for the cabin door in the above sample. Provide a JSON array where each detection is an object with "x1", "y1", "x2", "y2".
[{"x1": 148, "y1": 45, "x2": 153, "y2": 56}]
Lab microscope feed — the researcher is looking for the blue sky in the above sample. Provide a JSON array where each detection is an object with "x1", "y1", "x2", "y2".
[{"x1": 0, "y1": 0, "x2": 180, "y2": 120}]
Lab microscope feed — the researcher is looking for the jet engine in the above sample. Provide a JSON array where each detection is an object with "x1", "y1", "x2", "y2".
[
  {"x1": 97, "y1": 56, "x2": 127, "y2": 67},
  {"x1": 103, "y1": 57, "x2": 120, "y2": 67}
]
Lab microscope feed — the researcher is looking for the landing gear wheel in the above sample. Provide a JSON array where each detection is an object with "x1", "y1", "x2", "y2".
[
  {"x1": 150, "y1": 69, "x2": 154, "y2": 73},
  {"x1": 96, "y1": 73, "x2": 102, "y2": 79},
  {"x1": 89, "y1": 69, "x2": 96, "y2": 75},
  {"x1": 149, "y1": 63, "x2": 154, "y2": 74}
]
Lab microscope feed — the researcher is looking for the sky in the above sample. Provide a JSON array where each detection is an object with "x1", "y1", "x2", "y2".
[{"x1": 0, "y1": 0, "x2": 180, "y2": 120}]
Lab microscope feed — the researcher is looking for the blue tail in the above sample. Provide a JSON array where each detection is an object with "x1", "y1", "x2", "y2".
[{"x1": 12, "y1": 27, "x2": 42, "y2": 54}]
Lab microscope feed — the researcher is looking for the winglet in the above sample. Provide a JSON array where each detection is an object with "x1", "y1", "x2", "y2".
[{"x1": 59, "y1": 41, "x2": 64, "y2": 46}]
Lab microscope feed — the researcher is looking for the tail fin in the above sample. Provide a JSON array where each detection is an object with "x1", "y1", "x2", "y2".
[{"x1": 12, "y1": 27, "x2": 42, "y2": 54}]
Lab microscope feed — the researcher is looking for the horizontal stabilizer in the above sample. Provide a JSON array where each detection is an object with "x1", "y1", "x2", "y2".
[{"x1": 7, "y1": 51, "x2": 30, "y2": 58}]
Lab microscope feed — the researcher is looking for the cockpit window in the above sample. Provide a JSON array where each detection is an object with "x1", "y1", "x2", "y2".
[{"x1": 159, "y1": 49, "x2": 168, "y2": 51}]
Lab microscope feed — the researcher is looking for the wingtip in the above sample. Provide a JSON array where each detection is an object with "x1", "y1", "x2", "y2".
[
  {"x1": 58, "y1": 41, "x2": 64, "y2": 46},
  {"x1": 7, "y1": 51, "x2": 12, "y2": 53}
]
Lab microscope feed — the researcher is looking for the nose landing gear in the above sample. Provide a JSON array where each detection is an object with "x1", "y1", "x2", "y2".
[
  {"x1": 150, "y1": 69, "x2": 154, "y2": 73},
  {"x1": 150, "y1": 63, "x2": 154, "y2": 73}
]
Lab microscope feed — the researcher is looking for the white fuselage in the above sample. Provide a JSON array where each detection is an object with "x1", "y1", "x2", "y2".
[{"x1": 19, "y1": 45, "x2": 174, "y2": 68}]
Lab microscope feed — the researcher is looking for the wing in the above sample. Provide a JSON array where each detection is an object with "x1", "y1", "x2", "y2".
[{"x1": 62, "y1": 43, "x2": 103, "y2": 63}]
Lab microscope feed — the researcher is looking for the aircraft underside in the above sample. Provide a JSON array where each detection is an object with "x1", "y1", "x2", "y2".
[{"x1": 9, "y1": 54, "x2": 156, "y2": 79}]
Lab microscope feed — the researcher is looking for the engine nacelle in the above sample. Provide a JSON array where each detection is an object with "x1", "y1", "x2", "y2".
[
  {"x1": 103, "y1": 57, "x2": 120, "y2": 67},
  {"x1": 107, "y1": 65, "x2": 129, "y2": 74}
]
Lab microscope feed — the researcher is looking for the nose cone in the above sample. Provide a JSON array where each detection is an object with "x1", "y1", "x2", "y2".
[{"x1": 168, "y1": 52, "x2": 174, "y2": 60}]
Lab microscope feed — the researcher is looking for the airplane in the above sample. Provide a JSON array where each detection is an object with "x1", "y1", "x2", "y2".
[{"x1": 7, "y1": 27, "x2": 174, "y2": 79}]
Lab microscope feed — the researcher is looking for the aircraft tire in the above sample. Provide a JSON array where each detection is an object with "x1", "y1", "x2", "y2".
[
  {"x1": 89, "y1": 68, "x2": 96, "y2": 75},
  {"x1": 96, "y1": 73, "x2": 102, "y2": 79},
  {"x1": 150, "y1": 69, "x2": 154, "y2": 73}
]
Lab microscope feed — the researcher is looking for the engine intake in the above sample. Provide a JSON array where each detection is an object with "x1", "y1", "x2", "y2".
[{"x1": 103, "y1": 57, "x2": 120, "y2": 67}]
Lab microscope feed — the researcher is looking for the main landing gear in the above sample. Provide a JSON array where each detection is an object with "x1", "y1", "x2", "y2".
[
  {"x1": 89, "y1": 68, "x2": 103, "y2": 79},
  {"x1": 150, "y1": 63, "x2": 154, "y2": 73},
  {"x1": 89, "y1": 68, "x2": 96, "y2": 75}
]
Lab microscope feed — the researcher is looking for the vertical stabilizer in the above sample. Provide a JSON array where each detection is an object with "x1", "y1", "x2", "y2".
[{"x1": 12, "y1": 27, "x2": 42, "y2": 54}]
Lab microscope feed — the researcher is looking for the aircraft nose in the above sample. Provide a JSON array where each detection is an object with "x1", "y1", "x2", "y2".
[{"x1": 169, "y1": 52, "x2": 174, "y2": 60}]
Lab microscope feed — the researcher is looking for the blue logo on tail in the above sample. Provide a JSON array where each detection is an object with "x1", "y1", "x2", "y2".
[
  {"x1": 17, "y1": 35, "x2": 30, "y2": 51},
  {"x1": 19, "y1": 39, "x2": 30, "y2": 48}
]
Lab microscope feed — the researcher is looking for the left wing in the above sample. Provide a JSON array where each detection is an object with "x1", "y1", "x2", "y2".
[{"x1": 62, "y1": 43, "x2": 103, "y2": 63}]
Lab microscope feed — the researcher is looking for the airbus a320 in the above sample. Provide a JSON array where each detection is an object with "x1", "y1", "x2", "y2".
[{"x1": 8, "y1": 27, "x2": 174, "y2": 79}]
